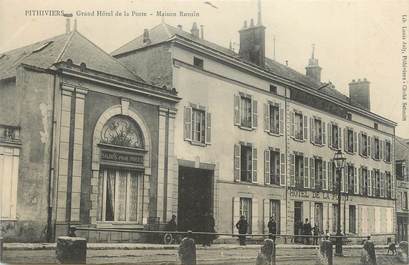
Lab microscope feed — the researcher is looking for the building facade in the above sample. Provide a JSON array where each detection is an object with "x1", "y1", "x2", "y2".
[
  {"x1": 112, "y1": 20, "x2": 397, "y2": 242},
  {"x1": 395, "y1": 137, "x2": 409, "y2": 242},
  {"x1": 0, "y1": 29, "x2": 179, "y2": 242}
]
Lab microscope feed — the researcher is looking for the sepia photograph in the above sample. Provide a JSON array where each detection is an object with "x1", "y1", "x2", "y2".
[{"x1": 0, "y1": 0, "x2": 408, "y2": 264}]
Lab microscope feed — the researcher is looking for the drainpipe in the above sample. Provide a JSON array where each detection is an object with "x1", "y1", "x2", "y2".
[
  {"x1": 284, "y1": 88, "x2": 289, "y2": 237},
  {"x1": 46, "y1": 72, "x2": 58, "y2": 242}
]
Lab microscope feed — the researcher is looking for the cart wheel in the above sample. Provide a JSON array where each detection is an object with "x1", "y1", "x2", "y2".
[{"x1": 163, "y1": 233, "x2": 173, "y2": 244}]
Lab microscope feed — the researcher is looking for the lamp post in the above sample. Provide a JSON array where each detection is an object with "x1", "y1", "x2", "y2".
[{"x1": 333, "y1": 149, "x2": 346, "y2": 256}]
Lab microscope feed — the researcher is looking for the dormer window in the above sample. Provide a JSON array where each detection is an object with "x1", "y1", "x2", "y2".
[
  {"x1": 193, "y1": 57, "x2": 203, "y2": 68},
  {"x1": 270, "y1": 85, "x2": 277, "y2": 94}
]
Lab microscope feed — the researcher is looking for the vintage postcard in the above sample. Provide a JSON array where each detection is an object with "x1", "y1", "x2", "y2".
[{"x1": 0, "y1": 0, "x2": 408, "y2": 264}]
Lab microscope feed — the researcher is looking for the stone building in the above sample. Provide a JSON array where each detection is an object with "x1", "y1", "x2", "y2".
[
  {"x1": 395, "y1": 136, "x2": 409, "y2": 242},
  {"x1": 0, "y1": 26, "x2": 179, "y2": 242},
  {"x1": 112, "y1": 19, "x2": 396, "y2": 242}
]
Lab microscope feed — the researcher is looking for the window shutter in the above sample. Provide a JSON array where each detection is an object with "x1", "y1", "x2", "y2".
[
  {"x1": 323, "y1": 161, "x2": 327, "y2": 190},
  {"x1": 232, "y1": 197, "x2": 240, "y2": 232},
  {"x1": 205, "y1": 112, "x2": 211, "y2": 144},
  {"x1": 354, "y1": 167, "x2": 358, "y2": 194},
  {"x1": 367, "y1": 136, "x2": 371, "y2": 157},
  {"x1": 344, "y1": 128, "x2": 348, "y2": 152},
  {"x1": 310, "y1": 158, "x2": 315, "y2": 189},
  {"x1": 358, "y1": 133, "x2": 362, "y2": 155},
  {"x1": 290, "y1": 154, "x2": 295, "y2": 187},
  {"x1": 359, "y1": 167, "x2": 363, "y2": 195},
  {"x1": 252, "y1": 198, "x2": 259, "y2": 234},
  {"x1": 263, "y1": 199, "x2": 270, "y2": 233},
  {"x1": 383, "y1": 141, "x2": 387, "y2": 162},
  {"x1": 234, "y1": 144, "x2": 241, "y2": 181},
  {"x1": 276, "y1": 151, "x2": 281, "y2": 184},
  {"x1": 303, "y1": 115, "x2": 308, "y2": 140},
  {"x1": 183, "y1": 106, "x2": 192, "y2": 141},
  {"x1": 280, "y1": 153, "x2": 286, "y2": 186},
  {"x1": 328, "y1": 161, "x2": 333, "y2": 191},
  {"x1": 264, "y1": 149, "x2": 270, "y2": 185},
  {"x1": 264, "y1": 103, "x2": 270, "y2": 132},
  {"x1": 322, "y1": 122, "x2": 326, "y2": 145},
  {"x1": 310, "y1": 117, "x2": 314, "y2": 143},
  {"x1": 279, "y1": 105, "x2": 284, "y2": 135},
  {"x1": 353, "y1": 131, "x2": 357, "y2": 153},
  {"x1": 371, "y1": 137, "x2": 375, "y2": 159},
  {"x1": 328, "y1": 123, "x2": 332, "y2": 147},
  {"x1": 381, "y1": 172, "x2": 385, "y2": 197},
  {"x1": 379, "y1": 140, "x2": 383, "y2": 160},
  {"x1": 290, "y1": 111, "x2": 295, "y2": 138},
  {"x1": 304, "y1": 156, "x2": 309, "y2": 188},
  {"x1": 252, "y1": 147, "x2": 257, "y2": 182},
  {"x1": 344, "y1": 166, "x2": 348, "y2": 193},
  {"x1": 368, "y1": 170, "x2": 372, "y2": 196},
  {"x1": 234, "y1": 94, "x2": 240, "y2": 125},
  {"x1": 338, "y1": 127, "x2": 342, "y2": 150},
  {"x1": 252, "y1": 99, "x2": 258, "y2": 128}
]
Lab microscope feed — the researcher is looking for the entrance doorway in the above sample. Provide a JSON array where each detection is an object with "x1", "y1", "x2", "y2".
[
  {"x1": 178, "y1": 166, "x2": 213, "y2": 232},
  {"x1": 314, "y1": 203, "x2": 323, "y2": 233},
  {"x1": 294, "y1": 201, "x2": 303, "y2": 242}
]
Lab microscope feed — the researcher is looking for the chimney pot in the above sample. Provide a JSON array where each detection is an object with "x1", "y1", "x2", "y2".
[
  {"x1": 66, "y1": 18, "x2": 71, "y2": 33},
  {"x1": 143, "y1": 29, "x2": 151, "y2": 44},
  {"x1": 177, "y1": 24, "x2": 183, "y2": 30},
  {"x1": 349, "y1": 78, "x2": 371, "y2": 110},
  {"x1": 191, "y1": 22, "x2": 199, "y2": 38}
]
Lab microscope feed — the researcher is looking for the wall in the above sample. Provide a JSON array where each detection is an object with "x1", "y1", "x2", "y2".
[{"x1": 0, "y1": 68, "x2": 54, "y2": 242}]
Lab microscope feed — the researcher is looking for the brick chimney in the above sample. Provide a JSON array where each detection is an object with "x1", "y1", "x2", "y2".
[
  {"x1": 305, "y1": 44, "x2": 322, "y2": 83},
  {"x1": 191, "y1": 22, "x2": 199, "y2": 38},
  {"x1": 349, "y1": 78, "x2": 371, "y2": 110},
  {"x1": 238, "y1": 18, "x2": 266, "y2": 67}
]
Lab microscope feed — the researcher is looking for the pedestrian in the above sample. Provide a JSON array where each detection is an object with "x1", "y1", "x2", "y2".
[
  {"x1": 178, "y1": 231, "x2": 196, "y2": 265},
  {"x1": 267, "y1": 217, "x2": 277, "y2": 240},
  {"x1": 312, "y1": 223, "x2": 320, "y2": 245},
  {"x1": 167, "y1": 214, "x2": 177, "y2": 231},
  {"x1": 302, "y1": 218, "x2": 312, "y2": 245},
  {"x1": 362, "y1": 235, "x2": 377, "y2": 265},
  {"x1": 236, "y1": 215, "x2": 248, "y2": 246},
  {"x1": 256, "y1": 239, "x2": 275, "y2": 265},
  {"x1": 202, "y1": 212, "x2": 217, "y2": 246}
]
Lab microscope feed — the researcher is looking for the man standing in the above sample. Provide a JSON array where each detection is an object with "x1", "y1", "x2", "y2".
[
  {"x1": 236, "y1": 215, "x2": 248, "y2": 246},
  {"x1": 267, "y1": 217, "x2": 277, "y2": 240},
  {"x1": 312, "y1": 223, "x2": 320, "y2": 245},
  {"x1": 302, "y1": 218, "x2": 312, "y2": 245},
  {"x1": 178, "y1": 231, "x2": 196, "y2": 265}
]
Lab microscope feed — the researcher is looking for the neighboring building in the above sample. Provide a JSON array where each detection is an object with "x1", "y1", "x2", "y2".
[
  {"x1": 112, "y1": 19, "x2": 397, "y2": 242},
  {"x1": 0, "y1": 26, "x2": 179, "y2": 242},
  {"x1": 395, "y1": 136, "x2": 409, "y2": 242}
]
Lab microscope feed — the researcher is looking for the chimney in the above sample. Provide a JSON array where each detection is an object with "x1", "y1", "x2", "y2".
[
  {"x1": 191, "y1": 22, "x2": 199, "y2": 38},
  {"x1": 305, "y1": 44, "x2": 322, "y2": 83},
  {"x1": 238, "y1": 18, "x2": 266, "y2": 67},
  {"x1": 349, "y1": 78, "x2": 371, "y2": 110},
  {"x1": 143, "y1": 29, "x2": 151, "y2": 44},
  {"x1": 200, "y1": 25, "x2": 204, "y2": 39},
  {"x1": 63, "y1": 13, "x2": 73, "y2": 34},
  {"x1": 177, "y1": 24, "x2": 183, "y2": 30}
]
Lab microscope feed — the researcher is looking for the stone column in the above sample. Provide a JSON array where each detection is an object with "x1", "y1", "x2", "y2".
[
  {"x1": 165, "y1": 108, "x2": 177, "y2": 221},
  {"x1": 157, "y1": 106, "x2": 167, "y2": 223}
]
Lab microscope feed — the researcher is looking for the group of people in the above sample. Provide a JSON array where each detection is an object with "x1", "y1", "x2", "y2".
[
  {"x1": 167, "y1": 212, "x2": 217, "y2": 246},
  {"x1": 295, "y1": 218, "x2": 321, "y2": 245}
]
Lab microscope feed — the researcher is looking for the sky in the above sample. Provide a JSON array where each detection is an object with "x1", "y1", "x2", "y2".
[{"x1": 0, "y1": 0, "x2": 408, "y2": 137}]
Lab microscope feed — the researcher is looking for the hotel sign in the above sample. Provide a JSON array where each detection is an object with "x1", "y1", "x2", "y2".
[
  {"x1": 101, "y1": 150, "x2": 144, "y2": 165},
  {"x1": 288, "y1": 187, "x2": 351, "y2": 201}
]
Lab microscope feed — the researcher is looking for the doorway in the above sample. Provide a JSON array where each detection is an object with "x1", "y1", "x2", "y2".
[
  {"x1": 178, "y1": 166, "x2": 213, "y2": 232},
  {"x1": 294, "y1": 201, "x2": 303, "y2": 242},
  {"x1": 314, "y1": 203, "x2": 323, "y2": 233}
]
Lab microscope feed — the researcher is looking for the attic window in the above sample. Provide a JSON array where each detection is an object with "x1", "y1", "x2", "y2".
[
  {"x1": 270, "y1": 85, "x2": 277, "y2": 94},
  {"x1": 193, "y1": 57, "x2": 203, "y2": 69},
  {"x1": 32, "y1": 41, "x2": 53, "y2": 53},
  {"x1": 346, "y1": 113, "x2": 352, "y2": 121},
  {"x1": 374, "y1": 123, "x2": 378, "y2": 130}
]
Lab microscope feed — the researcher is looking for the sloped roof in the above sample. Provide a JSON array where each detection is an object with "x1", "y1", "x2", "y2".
[
  {"x1": 0, "y1": 31, "x2": 144, "y2": 82},
  {"x1": 112, "y1": 23, "x2": 351, "y2": 104}
]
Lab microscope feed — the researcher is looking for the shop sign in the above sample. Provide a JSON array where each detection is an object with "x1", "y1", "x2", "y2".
[{"x1": 101, "y1": 150, "x2": 144, "y2": 165}]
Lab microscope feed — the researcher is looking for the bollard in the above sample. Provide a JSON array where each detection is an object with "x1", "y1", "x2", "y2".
[
  {"x1": 319, "y1": 239, "x2": 333, "y2": 265},
  {"x1": 178, "y1": 231, "x2": 196, "y2": 265},
  {"x1": 56, "y1": 236, "x2": 87, "y2": 264},
  {"x1": 255, "y1": 239, "x2": 275, "y2": 265}
]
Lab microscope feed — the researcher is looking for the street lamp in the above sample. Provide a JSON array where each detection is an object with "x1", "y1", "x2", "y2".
[{"x1": 333, "y1": 149, "x2": 346, "y2": 256}]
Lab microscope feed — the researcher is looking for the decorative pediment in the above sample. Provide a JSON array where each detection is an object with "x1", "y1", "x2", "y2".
[{"x1": 101, "y1": 115, "x2": 144, "y2": 149}]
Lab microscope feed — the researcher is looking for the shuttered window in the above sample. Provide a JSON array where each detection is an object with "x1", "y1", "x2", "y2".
[
  {"x1": 264, "y1": 149, "x2": 280, "y2": 185},
  {"x1": 264, "y1": 102, "x2": 284, "y2": 135},
  {"x1": 234, "y1": 143, "x2": 257, "y2": 183},
  {"x1": 183, "y1": 105, "x2": 211, "y2": 145},
  {"x1": 292, "y1": 111, "x2": 307, "y2": 141},
  {"x1": 234, "y1": 94, "x2": 257, "y2": 130}
]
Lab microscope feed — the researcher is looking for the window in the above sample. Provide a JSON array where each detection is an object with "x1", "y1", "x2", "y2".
[
  {"x1": 270, "y1": 85, "x2": 277, "y2": 94},
  {"x1": 386, "y1": 172, "x2": 392, "y2": 199},
  {"x1": 99, "y1": 168, "x2": 142, "y2": 222},
  {"x1": 402, "y1": 192, "x2": 408, "y2": 210},
  {"x1": 264, "y1": 102, "x2": 282, "y2": 135},
  {"x1": 0, "y1": 146, "x2": 19, "y2": 220},
  {"x1": 313, "y1": 158, "x2": 323, "y2": 190},
  {"x1": 361, "y1": 167, "x2": 368, "y2": 196},
  {"x1": 373, "y1": 137, "x2": 380, "y2": 160},
  {"x1": 349, "y1": 205, "x2": 356, "y2": 234},
  {"x1": 384, "y1": 140, "x2": 391, "y2": 163},
  {"x1": 310, "y1": 117, "x2": 325, "y2": 145},
  {"x1": 374, "y1": 169, "x2": 380, "y2": 197},
  {"x1": 290, "y1": 110, "x2": 307, "y2": 141},
  {"x1": 295, "y1": 154, "x2": 304, "y2": 188},
  {"x1": 193, "y1": 57, "x2": 203, "y2": 68},
  {"x1": 374, "y1": 123, "x2": 378, "y2": 130},
  {"x1": 346, "y1": 113, "x2": 352, "y2": 121},
  {"x1": 234, "y1": 143, "x2": 257, "y2": 183},
  {"x1": 240, "y1": 198, "x2": 252, "y2": 233},
  {"x1": 359, "y1": 132, "x2": 370, "y2": 157},
  {"x1": 396, "y1": 161, "x2": 406, "y2": 180},
  {"x1": 347, "y1": 164, "x2": 356, "y2": 194},
  {"x1": 184, "y1": 105, "x2": 211, "y2": 145},
  {"x1": 264, "y1": 149, "x2": 281, "y2": 185},
  {"x1": 328, "y1": 161, "x2": 337, "y2": 192},
  {"x1": 270, "y1": 200, "x2": 280, "y2": 234},
  {"x1": 234, "y1": 94, "x2": 257, "y2": 129},
  {"x1": 345, "y1": 128, "x2": 356, "y2": 153},
  {"x1": 329, "y1": 123, "x2": 341, "y2": 149}
]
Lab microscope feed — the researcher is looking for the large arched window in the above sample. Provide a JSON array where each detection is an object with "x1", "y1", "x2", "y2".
[{"x1": 100, "y1": 115, "x2": 144, "y2": 149}]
